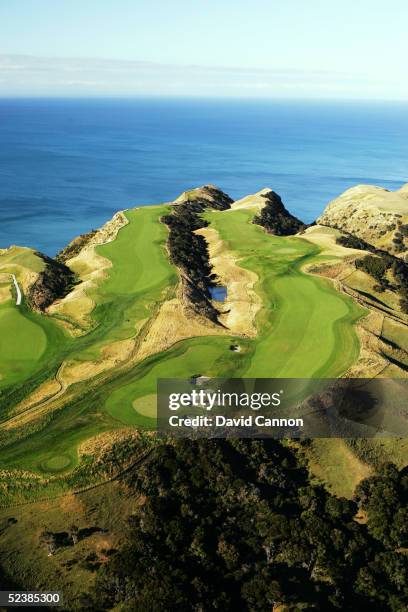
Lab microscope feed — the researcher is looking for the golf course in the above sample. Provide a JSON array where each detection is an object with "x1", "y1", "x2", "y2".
[
  {"x1": 204, "y1": 207, "x2": 365, "y2": 378},
  {"x1": 0, "y1": 186, "x2": 372, "y2": 490}
]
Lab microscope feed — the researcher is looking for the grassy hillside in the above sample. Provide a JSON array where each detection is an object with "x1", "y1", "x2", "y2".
[{"x1": 0, "y1": 187, "x2": 404, "y2": 501}]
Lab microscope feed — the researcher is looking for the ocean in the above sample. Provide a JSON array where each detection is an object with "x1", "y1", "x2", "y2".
[{"x1": 0, "y1": 97, "x2": 407, "y2": 255}]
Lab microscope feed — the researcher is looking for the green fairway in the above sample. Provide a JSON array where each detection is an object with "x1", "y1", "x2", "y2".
[
  {"x1": 204, "y1": 208, "x2": 366, "y2": 378},
  {"x1": 102, "y1": 208, "x2": 365, "y2": 430},
  {"x1": 74, "y1": 205, "x2": 177, "y2": 361},
  {"x1": 97, "y1": 206, "x2": 175, "y2": 296},
  {"x1": 0, "y1": 205, "x2": 180, "y2": 473}
]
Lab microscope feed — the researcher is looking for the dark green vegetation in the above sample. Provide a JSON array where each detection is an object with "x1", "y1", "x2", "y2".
[
  {"x1": 90, "y1": 440, "x2": 408, "y2": 612},
  {"x1": 253, "y1": 191, "x2": 305, "y2": 235},
  {"x1": 161, "y1": 189, "x2": 232, "y2": 322},
  {"x1": 355, "y1": 255, "x2": 392, "y2": 291},
  {"x1": 28, "y1": 252, "x2": 77, "y2": 311},
  {"x1": 392, "y1": 225, "x2": 408, "y2": 254},
  {"x1": 336, "y1": 230, "x2": 408, "y2": 313},
  {"x1": 355, "y1": 462, "x2": 408, "y2": 551},
  {"x1": 355, "y1": 254, "x2": 408, "y2": 313},
  {"x1": 336, "y1": 233, "x2": 375, "y2": 252}
]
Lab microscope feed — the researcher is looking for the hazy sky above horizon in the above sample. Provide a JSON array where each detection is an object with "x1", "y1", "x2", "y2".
[{"x1": 1, "y1": 0, "x2": 407, "y2": 99}]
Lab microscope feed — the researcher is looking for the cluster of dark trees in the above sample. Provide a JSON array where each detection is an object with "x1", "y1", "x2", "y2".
[
  {"x1": 91, "y1": 439, "x2": 408, "y2": 611},
  {"x1": 354, "y1": 254, "x2": 408, "y2": 313},
  {"x1": 391, "y1": 224, "x2": 408, "y2": 253},
  {"x1": 336, "y1": 225, "x2": 408, "y2": 256},
  {"x1": 28, "y1": 252, "x2": 77, "y2": 311},
  {"x1": 336, "y1": 232, "x2": 408, "y2": 313},
  {"x1": 253, "y1": 191, "x2": 305, "y2": 236},
  {"x1": 39, "y1": 525, "x2": 106, "y2": 556},
  {"x1": 161, "y1": 190, "x2": 232, "y2": 323},
  {"x1": 355, "y1": 254, "x2": 392, "y2": 291},
  {"x1": 336, "y1": 233, "x2": 376, "y2": 252}
]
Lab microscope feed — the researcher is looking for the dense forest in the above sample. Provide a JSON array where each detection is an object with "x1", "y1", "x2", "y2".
[
  {"x1": 253, "y1": 191, "x2": 305, "y2": 235},
  {"x1": 90, "y1": 439, "x2": 408, "y2": 611}
]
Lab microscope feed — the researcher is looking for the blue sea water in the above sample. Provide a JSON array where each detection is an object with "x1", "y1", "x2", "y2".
[{"x1": 0, "y1": 97, "x2": 407, "y2": 255}]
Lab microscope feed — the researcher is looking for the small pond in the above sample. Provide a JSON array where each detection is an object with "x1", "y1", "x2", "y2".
[{"x1": 209, "y1": 286, "x2": 227, "y2": 302}]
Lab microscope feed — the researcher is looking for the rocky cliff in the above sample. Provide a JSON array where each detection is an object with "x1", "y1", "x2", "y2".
[
  {"x1": 252, "y1": 190, "x2": 305, "y2": 235},
  {"x1": 28, "y1": 253, "x2": 77, "y2": 311},
  {"x1": 162, "y1": 184, "x2": 233, "y2": 324},
  {"x1": 318, "y1": 183, "x2": 408, "y2": 258}
]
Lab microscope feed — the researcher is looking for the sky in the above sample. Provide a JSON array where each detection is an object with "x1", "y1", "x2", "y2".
[{"x1": 0, "y1": 0, "x2": 407, "y2": 99}]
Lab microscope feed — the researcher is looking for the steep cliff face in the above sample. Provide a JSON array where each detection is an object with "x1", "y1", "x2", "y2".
[
  {"x1": 252, "y1": 190, "x2": 305, "y2": 235},
  {"x1": 56, "y1": 230, "x2": 97, "y2": 263},
  {"x1": 317, "y1": 184, "x2": 408, "y2": 257},
  {"x1": 162, "y1": 185, "x2": 234, "y2": 324},
  {"x1": 28, "y1": 253, "x2": 77, "y2": 311},
  {"x1": 175, "y1": 184, "x2": 234, "y2": 210}
]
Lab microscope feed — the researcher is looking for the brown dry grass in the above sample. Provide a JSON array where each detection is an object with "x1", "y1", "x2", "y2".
[
  {"x1": 59, "y1": 338, "x2": 135, "y2": 386},
  {"x1": 78, "y1": 428, "x2": 139, "y2": 458},
  {"x1": 196, "y1": 226, "x2": 261, "y2": 336},
  {"x1": 135, "y1": 289, "x2": 225, "y2": 361},
  {"x1": 12, "y1": 379, "x2": 62, "y2": 415},
  {"x1": 230, "y1": 188, "x2": 271, "y2": 211}
]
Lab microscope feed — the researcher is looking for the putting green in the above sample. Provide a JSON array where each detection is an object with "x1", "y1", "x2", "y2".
[
  {"x1": 42, "y1": 454, "x2": 72, "y2": 472},
  {"x1": 104, "y1": 336, "x2": 237, "y2": 427},
  {"x1": 0, "y1": 304, "x2": 48, "y2": 387}
]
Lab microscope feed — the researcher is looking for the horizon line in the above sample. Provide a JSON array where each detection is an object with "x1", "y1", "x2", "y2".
[{"x1": 0, "y1": 94, "x2": 407, "y2": 104}]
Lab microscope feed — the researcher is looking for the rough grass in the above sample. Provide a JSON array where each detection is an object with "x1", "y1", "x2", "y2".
[
  {"x1": 0, "y1": 305, "x2": 47, "y2": 383},
  {"x1": 0, "y1": 246, "x2": 45, "y2": 274},
  {"x1": 0, "y1": 478, "x2": 135, "y2": 603},
  {"x1": 307, "y1": 439, "x2": 373, "y2": 498}
]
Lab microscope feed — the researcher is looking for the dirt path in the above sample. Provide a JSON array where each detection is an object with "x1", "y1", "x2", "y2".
[{"x1": 12, "y1": 274, "x2": 22, "y2": 305}]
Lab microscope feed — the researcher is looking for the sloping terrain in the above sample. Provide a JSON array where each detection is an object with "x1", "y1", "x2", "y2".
[
  {"x1": 0, "y1": 184, "x2": 406, "y2": 502},
  {"x1": 318, "y1": 183, "x2": 408, "y2": 256},
  {"x1": 1, "y1": 183, "x2": 408, "y2": 605}
]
